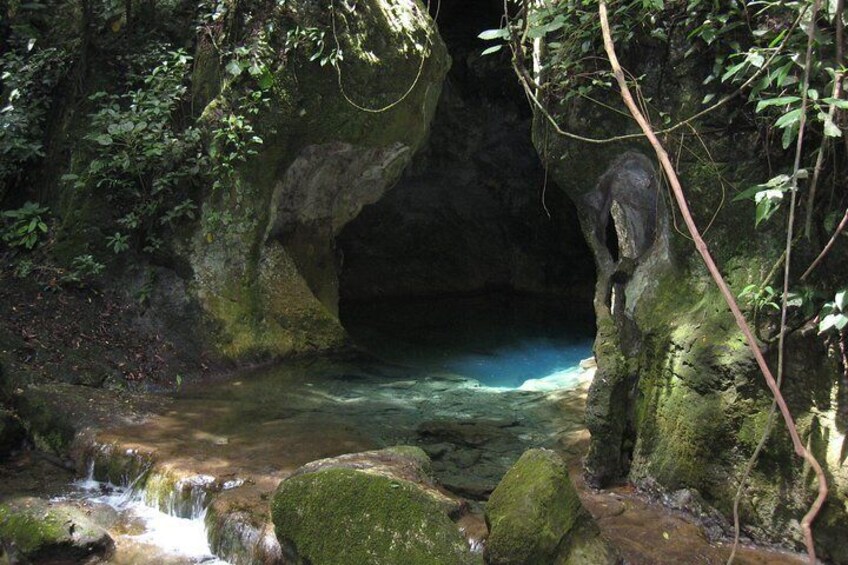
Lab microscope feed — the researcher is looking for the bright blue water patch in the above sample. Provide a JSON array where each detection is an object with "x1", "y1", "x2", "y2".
[
  {"x1": 341, "y1": 292, "x2": 595, "y2": 390},
  {"x1": 439, "y1": 337, "x2": 594, "y2": 389}
]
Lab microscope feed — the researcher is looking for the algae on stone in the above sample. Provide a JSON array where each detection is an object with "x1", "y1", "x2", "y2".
[
  {"x1": 0, "y1": 497, "x2": 114, "y2": 563},
  {"x1": 188, "y1": 0, "x2": 450, "y2": 360},
  {"x1": 271, "y1": 446, "x2": 476, "y2": 565},
  {"x1": 526, "y1": 0, "x2": 848, "y2": 558},
  {"x1": 485, "y1": 448, "x2": 616, "y2": 565}
]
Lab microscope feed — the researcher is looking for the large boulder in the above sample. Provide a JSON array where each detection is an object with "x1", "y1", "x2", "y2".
[
  {"x1": 187, "y1": 0, "x2": 450, "y2": 359},
  {"x1": 0, "y1": 497, "x2": 114, "y2": 563},
  {"x1": 270, "y1": 446, "x2": 478, "y2": 565},
  {"x1": 485, "y1": 448, "x2": 617, "y2": 565}
]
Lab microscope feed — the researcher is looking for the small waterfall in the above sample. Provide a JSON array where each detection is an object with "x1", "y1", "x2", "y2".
[{"x1": 65, "y1": 446, "x2": 229, "y2": 564}]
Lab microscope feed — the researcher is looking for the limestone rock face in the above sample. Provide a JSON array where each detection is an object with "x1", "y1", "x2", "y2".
[
  {"x1": 484, "y1": 448, "x2": 617, "y2": 565},
  {"x1": 0, "y1": 497, "x2": 115, "y2": 563},
  {"x1": 529, "y1": 1, "x2": 848, "y2": 560},
  {"x1": 270, "y1": 446, "x2": 478, "y2": 565},
  {"x1": 187, "y1": 0, "x2": 450, "y2": 359}
]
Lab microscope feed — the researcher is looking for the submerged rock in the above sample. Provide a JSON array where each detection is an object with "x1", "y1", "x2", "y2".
[
  {"x1": 271, "y1": 446, "x2": 478, "y2": 565},
  {"x1": 0, "y1": 497, "x2": 115, "y2": 563},
  {"x1": 485, "y1": 448, "x2": 618, "y2": 565}
]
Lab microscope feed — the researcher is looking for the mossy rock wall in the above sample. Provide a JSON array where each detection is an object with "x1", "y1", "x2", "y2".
[
  {"x1": 15, "y1": 0, "x2": 449, "y2": 363},
  {"x1": 188, "y1": 0, "x2": 449, "y2": 359},
  {"x1": 529, "y1": 2, "x2": 848, "y2": 560}
]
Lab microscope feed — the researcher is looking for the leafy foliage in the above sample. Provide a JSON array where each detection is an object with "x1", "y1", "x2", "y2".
[
  {"x1": 739, "y1": 283, "x2": 782, "y2": 313},
  {"x1": 0, "y1": 41, "x2": 70, "y2": 190},
  {"x1": 478, "y1": 0, "x2": 661, "y2": 103},
  {"x1": 819, "y1": 290, "x2": 848, "y2": 334},
  {"x1": 66, "y1": 47, "x2": 203, "y2": 255},
  {"x1": 1, "y1": 201, "x2": 50, "y2": 250}
]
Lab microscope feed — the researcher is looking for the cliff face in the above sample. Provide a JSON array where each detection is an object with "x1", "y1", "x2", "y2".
[
  {"x1": 527, "y1": 3, "x2": 848, "y2": 560},
  {"x1": 186, "y1": 0, "x2": 449, "y2": 358},
  {"x1": 6, "y1": 0, "x2": 449, "y2": 361}
]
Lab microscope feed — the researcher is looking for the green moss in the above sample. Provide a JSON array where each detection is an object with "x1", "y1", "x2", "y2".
[
  {"x1": 187, "y1": 0, "x2": 449, "y2": 362},
  {"x1": 91, "y1": 445, "x2": 152, "y2": 487},
  {"x1": 197, "y1": 243, "x2": 347, "y2": 359},
  {"x1": 271, "y1": 468, "x2": 474, "y2": 565},
  {"x1": 0, "y1": 502, "x2": 67, "y2": 557},
  {"x1": 382, "y1": 445, "x2": 431, "y2": 470},
  {"x1": 0, "y1": 498, "x2": 113, "y2": 562},
  {"x1": 646, "y1": 386, "x2": 729, "y2": 489},
  {"x1": 14, "y1": 389, "x2": 75, "y2": 454},
  {"x1": 485, "y1": 449, "x2": 583, "y2": 565}
]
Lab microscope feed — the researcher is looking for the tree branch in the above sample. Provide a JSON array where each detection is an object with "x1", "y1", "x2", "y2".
[{"x1": 801, "y1": 207, "x2": 848, "y2": 280}]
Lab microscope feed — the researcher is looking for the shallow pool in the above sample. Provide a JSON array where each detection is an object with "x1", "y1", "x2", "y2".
[{"x1": 341, "y1": 292, "x2": 595, "y2": 389}]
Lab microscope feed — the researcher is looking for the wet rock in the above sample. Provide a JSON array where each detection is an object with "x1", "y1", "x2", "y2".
[
  {"x1": 485, "y1": 449, "x2": 618, "y2": 565},
  {"x1": 0, "y1": 497, "x2": 115, "y2": 563},
  {"x1": 271, "y1": 446, "x2": 479, "y2": 564},
  {"x1": 663, "y1": 487, "x2": 730, "y2": 542},
  {"x1": 206, "y1": 502, "x2": 282, "y2": 565},
  {"x1": 416, "y1": 418, "x2": 528, "y2": 500},
  {"x1": 417, "y1": 418, "x2": 519, "y2": 448}
]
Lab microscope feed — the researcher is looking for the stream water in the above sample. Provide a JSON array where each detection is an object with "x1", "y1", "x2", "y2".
[
  {"x1": 64, "y1": 466, "x2": 224, "y2": 564},
  {"x1": 63, "y1": 292, "x2": 596, "y2": 562},
  {"x1": 9, "y1": 293, "x2": 808, "y2": 564}
]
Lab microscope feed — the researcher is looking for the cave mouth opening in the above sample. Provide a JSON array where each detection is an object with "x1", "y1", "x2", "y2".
[{"x1": 336, "y1": 0, "x2": 597, "y2": 389}]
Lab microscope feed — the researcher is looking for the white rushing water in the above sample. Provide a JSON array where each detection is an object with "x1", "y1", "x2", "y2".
[{"x1": 59, "y1": 464, "x2": 229, "y2": 564}]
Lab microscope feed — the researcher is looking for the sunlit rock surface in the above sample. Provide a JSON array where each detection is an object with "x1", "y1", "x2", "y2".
[
  {"x1": 271, "y1": 446, "x2": 478, "y2": 565},
  {"x1": 485, "y1": 448, "x2": 617, "y2": 565},
  {"x1": 0, "y1": 497, "x2": 115, "y2": 563}
]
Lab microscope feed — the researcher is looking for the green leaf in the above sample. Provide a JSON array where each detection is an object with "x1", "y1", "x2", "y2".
[
  {"x1": 481, "y1": 45, "x2": 503, "y2": 56},
  {"x1": 226, "y1": 59, "x2": 243, "y2": 77},
  {"x1": 824, "y1": 97, "x2": 848, "y2": 109},
  {"x1": 785, "y1": 293, "x2": 804, "y2": 308},
  {"x1": 755, "y1": 96, "x2": 800, "y2": 112},
  {"x1": 824, "y1": 115, "x2": 842, "y2": 137},
  {"x1": 746, "y1": 52, "x2": 765, "y2": 68},
  {"x1": 836, "y1": 290, "x2": 847, "y2": 311},
  {"x1": 754, "y1": 189, "x2": 783, "y2": 226},
  {"x1": 95, "y1": 134, "x2": 113, "y2": 146},
  {"x1": 819, "y1": 313, "x2": 848, "y2": 333},
  {"x1": 478, "y1": 28, "x2": 510, "y2": 41},
  {"x1": 774, "y1": 108, "x2": 803, "y2": 129},
  {"x1": 781, "y1": 122, "x2": 798, "y2": 149},
  {"x1": 258, "y1": 70, "x2": 275, "y2": 90}
]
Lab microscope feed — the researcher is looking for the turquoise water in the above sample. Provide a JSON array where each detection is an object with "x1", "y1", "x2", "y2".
[{"x1": 341, "y1": 292, "x2": 595, "y2": 389}]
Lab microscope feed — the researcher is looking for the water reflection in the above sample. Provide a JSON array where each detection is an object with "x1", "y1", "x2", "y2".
[{"x1": 341, "y1": 292, "x2": 595, "y2": 389}]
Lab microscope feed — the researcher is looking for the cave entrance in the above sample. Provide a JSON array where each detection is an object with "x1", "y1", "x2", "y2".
[{"x1": 336, "y1": 0, "x2": 596, "y2": 389}]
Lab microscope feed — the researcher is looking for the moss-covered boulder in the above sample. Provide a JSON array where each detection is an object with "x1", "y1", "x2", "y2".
[
  {"x1": 485, "y1": 449, "x2": 617, "y2": 565},
  {"x1": 0, "y1": 497, "x2": 114, "y2": 563},
  {"x1": 186, "y1": 0, "x2": 450, "y2": 360},
  {"x1": 270, "y1": 446, "x2": 477, "y2": 565}
]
